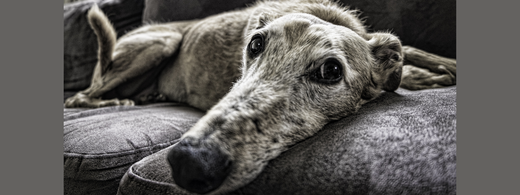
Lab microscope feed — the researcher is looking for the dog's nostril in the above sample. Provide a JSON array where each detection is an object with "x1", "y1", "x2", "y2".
[
  {"x1": 167, "y1": 139, "x2": 232, "y2": 194},
  {"x1": 224, "y1": 159, "x2": 231, "y2": 167}
]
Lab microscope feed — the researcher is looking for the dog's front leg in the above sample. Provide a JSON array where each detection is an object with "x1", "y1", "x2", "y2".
[{"x1": 400, "y1": 46, "x2": 456, "y2": 90}]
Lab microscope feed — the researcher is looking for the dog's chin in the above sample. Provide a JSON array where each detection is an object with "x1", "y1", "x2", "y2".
[
  {"x1": 170, "y1": 168, "x2": 264, "y2": 195},
  {"x1": 207, "y1": 149, "x2": 278, "y2": 194},
  {"x1": 206, "y1": 163, "x2": 269, "y2": 195}
]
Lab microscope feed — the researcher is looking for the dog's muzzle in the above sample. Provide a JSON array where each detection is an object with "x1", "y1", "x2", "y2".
[{"x1": 167, "y1": 138, "x2": 232, "y2": 194}]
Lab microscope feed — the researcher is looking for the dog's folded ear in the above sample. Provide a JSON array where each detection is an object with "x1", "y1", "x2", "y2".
[
  {"x1": 367, "y1": 32, "x2": 404, "y2": 92},
  {"x1": 257, "y1": 12, "x2": 275, "y2": 29},
  {"x1": 246, "y1": 11, "x2": 281, "y2": 32}
]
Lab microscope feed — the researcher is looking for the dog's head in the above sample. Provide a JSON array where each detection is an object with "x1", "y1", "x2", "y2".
[{"x1": 167, "y1": 13, "x2": 403, "y2": 195}]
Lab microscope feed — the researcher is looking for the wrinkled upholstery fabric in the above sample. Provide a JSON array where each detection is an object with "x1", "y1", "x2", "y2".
[{"x1": 64, "y1": 103, "x2": 205, "y2": 195}]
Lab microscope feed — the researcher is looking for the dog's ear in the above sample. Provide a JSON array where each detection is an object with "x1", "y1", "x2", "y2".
[
  {"x1": 257, "y1": 13, "x2": 272, "y2": 29},
  {"x1": 367, "y1": 32, "x2": 404, "y2": 92}
]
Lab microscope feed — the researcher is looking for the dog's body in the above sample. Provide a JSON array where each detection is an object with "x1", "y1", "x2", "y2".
[{"x1": 65, "y1": 0, "x2": 456, "y2": 194}]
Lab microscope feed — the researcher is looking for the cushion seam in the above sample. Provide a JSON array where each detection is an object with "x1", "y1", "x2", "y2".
[
  {"x1": 123, "y1": 165, "x2": 182, "y2": 195},
  {"x1": 64, "y1": 139, "x2": 179, "y2": 158}
]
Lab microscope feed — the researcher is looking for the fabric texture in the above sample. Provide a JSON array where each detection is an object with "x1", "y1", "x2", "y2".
[
  {"x1": 117, "y1": 87, "x2": 456, "y2": 195},
  {"x1": 64, "y1": 103, "x2": 205, "y2": 195}
]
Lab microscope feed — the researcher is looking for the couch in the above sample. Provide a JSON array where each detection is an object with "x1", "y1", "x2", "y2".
[{"x1": 63, "y1": 0, "x2": 456, "y2": 194}]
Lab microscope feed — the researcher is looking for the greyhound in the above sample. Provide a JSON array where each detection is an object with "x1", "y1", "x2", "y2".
[{"x1": 64, "y1": 0, "x2": 456, "y2": 194}]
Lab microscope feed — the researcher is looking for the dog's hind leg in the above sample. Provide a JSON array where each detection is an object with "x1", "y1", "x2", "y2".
[
  {"x1": 400, "y1": 46, "x2": 457, "y2": 90},
  {"x1": 64, "y1": 5, "x2": 187, "y2": 108}
]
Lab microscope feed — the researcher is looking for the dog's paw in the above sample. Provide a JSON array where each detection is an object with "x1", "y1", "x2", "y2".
[
  {"x1": 400, "y1": 65, "x2": 455, "y2": 90},
  {"x1": 95, "y1": 99, "x2": 135, "y2": 107},
  {"x1": 64, "y1": 93, "x2": 135, "y2": 108}
]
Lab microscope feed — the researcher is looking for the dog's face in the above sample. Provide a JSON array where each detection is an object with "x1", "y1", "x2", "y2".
[{"x1": 168, "y1": 13, "x2": 403, "y2": 194}]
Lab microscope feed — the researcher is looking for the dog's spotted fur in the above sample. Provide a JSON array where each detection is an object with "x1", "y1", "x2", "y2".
[{"x1": 65, "y1": 0, "x2": 456, "y2": 194}]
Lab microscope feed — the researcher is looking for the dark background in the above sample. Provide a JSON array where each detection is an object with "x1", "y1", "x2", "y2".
[{"x1": 2, "y1": 0, "x2": 519, "y2": 194}]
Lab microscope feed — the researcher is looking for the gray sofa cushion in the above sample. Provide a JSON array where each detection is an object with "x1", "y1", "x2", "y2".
[
  {"x1": 117, "y1": 87, "x2": 456, "y2": 195},
  {"x1": 64, "y1": 103, "x2": 205, "y2": 195}
]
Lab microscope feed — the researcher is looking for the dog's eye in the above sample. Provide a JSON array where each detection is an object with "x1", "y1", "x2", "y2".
[
  {"x1": 248, "y1": 35, "x2": 264, "y2": 56},
  {"x1": 310, "y1": 59, "x2": 343, "y2": 84}
]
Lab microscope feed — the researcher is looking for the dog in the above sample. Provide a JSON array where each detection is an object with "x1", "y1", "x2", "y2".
[{"x1": 64, "y1": 0, "x2": 456, "y2": 194}]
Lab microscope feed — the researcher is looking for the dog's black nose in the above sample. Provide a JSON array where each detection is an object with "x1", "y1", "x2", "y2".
[{"x1": 167, "y1": 138, "x2": 232, "y2": 194}]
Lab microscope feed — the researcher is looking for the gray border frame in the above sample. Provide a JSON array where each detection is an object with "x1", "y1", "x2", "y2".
[
  {"x1": 456, "y1": 0, "x2": 519, "y2": 194},
  {"x1": 2, "y1": 0, "x2": 64, "y2": 194},
  {"x1": 2, "y1": 0, "x2": 518, "y2": 194}
]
